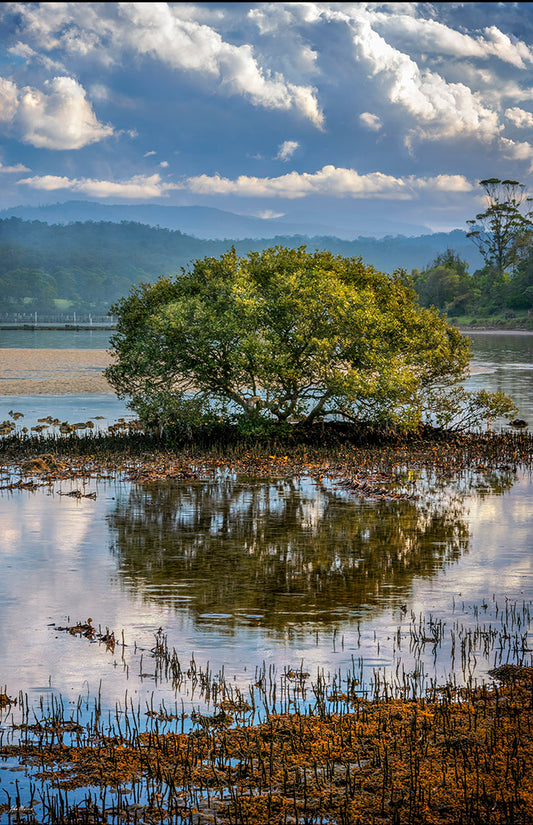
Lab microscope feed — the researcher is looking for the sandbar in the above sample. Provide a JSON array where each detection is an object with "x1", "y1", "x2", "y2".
[{"x1": 0, "y1": 348, "x2": 113, "y2": 395}]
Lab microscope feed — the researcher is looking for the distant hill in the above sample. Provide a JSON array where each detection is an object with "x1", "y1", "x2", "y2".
[
  {"x1": 0, "y1": 217, "x2": 484, "y2": 313},
  {"x1": 0, "y1": 200, "x2": 431, "y2": 241}
]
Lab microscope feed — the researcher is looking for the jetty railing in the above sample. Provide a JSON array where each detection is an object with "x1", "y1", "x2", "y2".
[{"x1": 0, "y1": 311, "x2": 117, "y2": 330}]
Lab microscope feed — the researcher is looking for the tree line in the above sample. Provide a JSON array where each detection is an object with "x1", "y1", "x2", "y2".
[
  {"x1": 1, "y1": 178, "x2": 531, "y2": 322},
  {"x1": 0, "y1": 217, "x2": 481, "y2": 315},
  {"x1": 412, "y1": 178, "x2": 533, "y2": 320}
]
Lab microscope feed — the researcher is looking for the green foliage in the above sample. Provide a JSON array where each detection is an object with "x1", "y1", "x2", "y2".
[
  {"x1": 412, "y1": 249, "x2": 475, "y2": 315},
  {"x1": 0, "y1": 217, "x2": 482, "y2": 314},
  {"x1": 424, "y1": 388, "x2": 517, "y2": 432},
  {"x1": 466, "y1": 178, "x2": 533, "y2": 276},
  {"x1": 106, "y1": 246, "x2": 512, "y2": 433},
  {"x1": 414, "y1": 240, "x2": 533, "y2": 318},
  {"x1": 506, "y1": 245, "x2": 533, "y2": 310}
]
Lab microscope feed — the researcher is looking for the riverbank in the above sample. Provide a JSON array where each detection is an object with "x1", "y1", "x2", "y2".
[{"x1": 2, "y1": 427, "x2": 532, "y2": 491}]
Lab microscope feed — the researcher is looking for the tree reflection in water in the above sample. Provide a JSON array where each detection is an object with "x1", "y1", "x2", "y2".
[{"x1": 108, "y1": 473, "x2": 500, "y2": 630}]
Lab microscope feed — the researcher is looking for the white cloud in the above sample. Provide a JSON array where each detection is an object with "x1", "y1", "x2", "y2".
[
  {"x1": 276, "y1": 140, "x2": 299, "y2": 161},
  {"x1": 483, "y1": 25, "x2": 533, "y2": 69},
  {"x1": 8, "y1": 40, "x2": 65, "y2": 72},
  {"x1": 10, "y1": 2, "x2": 324, "y2": 128},
  {"x1": 159, "y1": 160, "x2": 169, "y2": 168},
  {"x1": 0, "y1": 75, "x2": 113, "y2": 149},
  {"x1": 505, "y1": 107, "x2": 533, "y2": 129},
  {"x1": 0, "y1": 78, "x2": 19, "y2": 122},
  {"x1": 182, "y1": 165, "x2": 473, "y2": 199},
  {"x1": 499, "y1": 137, "x2": 533, "y2": 162},
  {"x1": 19, "y1": 165, "x2": 472, "y2": 202},
  {"x1": 248, "y1": 3, "x2": 321, "y2": 34},
  {"x1": 371, "y1": 12, "x2": 533, "y2": 69},
  {"x1": 254, "y1": 209, "x2": 285, "y2": 219},
  {"x1": 359, "y1": 112, "x2": 382, "y2": 131},
  {"x1": 144, "y1": 150, "x2": 157, "y2": 157},
  {"x1": 346, "y1": 11, "x2": 501, "y2": 144},
  {"x1": 247, "y1": 5, "x2": 296, "y2": 36},
  {"x1": 89, "y1": 83, "x2": 111, "y2": 101},
  {"x1": 0, "y1": 161, "x2": 30, "y2": 173},
  {"x1": 17, "y1": 172, "x2": 174, "y2": 198}
]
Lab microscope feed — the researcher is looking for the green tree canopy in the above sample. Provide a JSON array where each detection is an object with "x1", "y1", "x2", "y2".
[
  {"x1": 466, "y1": 178, "x2": 533, "y2": 276},
  {"x1": 412, "y1": 249, "x2": 474, "y2": 314},
  {"x1": 106, "y1": 246, "x2": 516, "y2": 432}
]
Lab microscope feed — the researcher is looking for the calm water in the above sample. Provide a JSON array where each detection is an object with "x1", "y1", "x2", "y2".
[
  {"x1": 0, "y1": 333, "x2": 532, "y2": 818},
  {"x1": 466, "y1": 331, "x2": 533, "y2": 423},
  {"x1": 0, "y1": 469, "x2": 531, "y2": 711},
  {"x1": 0, "y1": 332, "x2": 531, "y2": 706},
  {"x1": 0, "y1": 329, "x2": 112, "y2": 349}
]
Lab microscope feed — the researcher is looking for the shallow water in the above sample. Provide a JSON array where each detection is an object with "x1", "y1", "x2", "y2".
[
  {"x1": 0, "y1": 335, "x2": 532, "y2": 821},
  {"x1": 0, "y1": 334, "x2": 531, "y2": 705},
  {"x1": 0, "y1": 468, "x2": 531, "y2": 716},
  {"x1": 0, "y1": 329, "x2": 112, "y2": 349},
  {"x1": 0, "y1": 393, "x2": 131, "y2": 432},
  {"x1": 465, "y1": 331, "x2": 533, "y2": 423}
]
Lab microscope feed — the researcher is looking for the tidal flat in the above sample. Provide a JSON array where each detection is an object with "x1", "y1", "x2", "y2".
[{"x1": 0, "y1": 427, "x2": 532, "y2": 823}]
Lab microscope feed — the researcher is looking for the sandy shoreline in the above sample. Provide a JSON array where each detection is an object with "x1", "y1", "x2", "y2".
[{"x1": 0, "y1": 348, "x2": 113, "y2": 395}]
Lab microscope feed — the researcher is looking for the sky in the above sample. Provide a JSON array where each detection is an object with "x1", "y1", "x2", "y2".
[{"x1": 1, "y1": 2, "x2": 533, "y2": 235}]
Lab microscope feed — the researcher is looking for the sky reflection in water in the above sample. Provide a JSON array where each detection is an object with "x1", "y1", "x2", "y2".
[
  {"x1": 0, "y1": 466, "x2": 531, "y2": 717},
  {"x1": 0, "y1": 332, "x2": 532, "y2": 720}
]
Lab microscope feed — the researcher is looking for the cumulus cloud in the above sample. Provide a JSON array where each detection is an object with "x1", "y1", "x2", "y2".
[
  {"x1": 505, "y1": 107, "x2": 533, "y2": 128},
  {"x1": 499, "y1": 137, "x2": 533, "y2": 162},
  {"x1": 344, "y1": 10, "x2": 501, "y2": 144},
  {"x1": 17, "y1": 172, "x2": 174, "y2": 198},
  {"x1": 276, "y1": 140, "x2": 299, "y2": 161},
  {"x1": 8, "y1": 40, "x2": 65, "y2": 72},
  {"x1": 17, "y1": 164, "x2": 472, "y2": 202},
  {"x1": 359, "y1": 112, "x2": 382, "y2": 131},
  {"x1": 130, "y1": 7, "x2": 326, "y2": 127},
  {"x1": 371, "y1": 12, "x2": 533, "y2": 69},
  {"x1": 248, "y1": 3, "x2": 321, "y2": 35},
  {"x1": 5, "y1": 2, "x2": 533, "y2": 200},
  {"x1": 0, "y1": 75, "x2": 113, "y2": 149},
  {"x1": 182, "y1": 166, "x2": 473, "y2": 200},
  {"x1": 0, "y1": 161, "x2": 30, "y2": 173},
  {"x1": 9, "y1": 2, "x2": 324, "y2": 128}
]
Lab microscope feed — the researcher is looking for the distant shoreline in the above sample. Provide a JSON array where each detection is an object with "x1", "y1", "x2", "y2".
[
  {"x1": 459, "y1": 327, "x2": 533, "y2": 334},
  {"x1": 0, "y1": 323, "x2": 115, "y2": 331}
]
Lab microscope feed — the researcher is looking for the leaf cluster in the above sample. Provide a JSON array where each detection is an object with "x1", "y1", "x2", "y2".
[{"x1": 106, "y1": 246, "x2": 511, "y2": 433}]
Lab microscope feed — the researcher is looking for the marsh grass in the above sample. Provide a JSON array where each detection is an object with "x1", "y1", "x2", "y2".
[
  {"x1": 1, "y1": 611, "x2": 532, "y2": 825},
  {"x1": 1, "y1": 426, "x2": 532, "y2": 823}
]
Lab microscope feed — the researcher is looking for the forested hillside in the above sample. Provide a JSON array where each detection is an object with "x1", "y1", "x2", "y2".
[{"x1": 0, "y1": 218, "x2": 483, "y2": 314}]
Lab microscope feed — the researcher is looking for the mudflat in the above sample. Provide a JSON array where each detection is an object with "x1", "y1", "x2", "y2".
[{"x1": 0, "y1": 348, "x2": 113, "y2": 395}]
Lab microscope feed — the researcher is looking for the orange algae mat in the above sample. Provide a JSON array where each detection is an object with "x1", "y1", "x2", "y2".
[{"x1": 2, "y1": 666, "x2": 532, "y2": 824}]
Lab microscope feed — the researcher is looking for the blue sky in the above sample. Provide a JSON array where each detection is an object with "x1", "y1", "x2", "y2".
[{"x1": 0, "y1": 2, "x2": 533, "y2": 234}]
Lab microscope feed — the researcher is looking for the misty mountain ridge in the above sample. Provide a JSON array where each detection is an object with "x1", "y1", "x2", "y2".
[
  {"x1": 0, "y1": 201, "x2": 432, "y2": 241},
  {"x1": 0, "y1": 215, "x2": 485, "y2": 315}
]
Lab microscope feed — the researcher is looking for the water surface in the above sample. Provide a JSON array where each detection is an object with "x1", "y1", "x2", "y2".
[
  {"x1": 0, "y1": 468, "x2": 530, "y2": 715},
  {"x1": 0, "y1": 334, "x2": 531, "y2": 713},
  {"x1": 0, "y1": 335, "x2": 532, "y2": 819}
]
